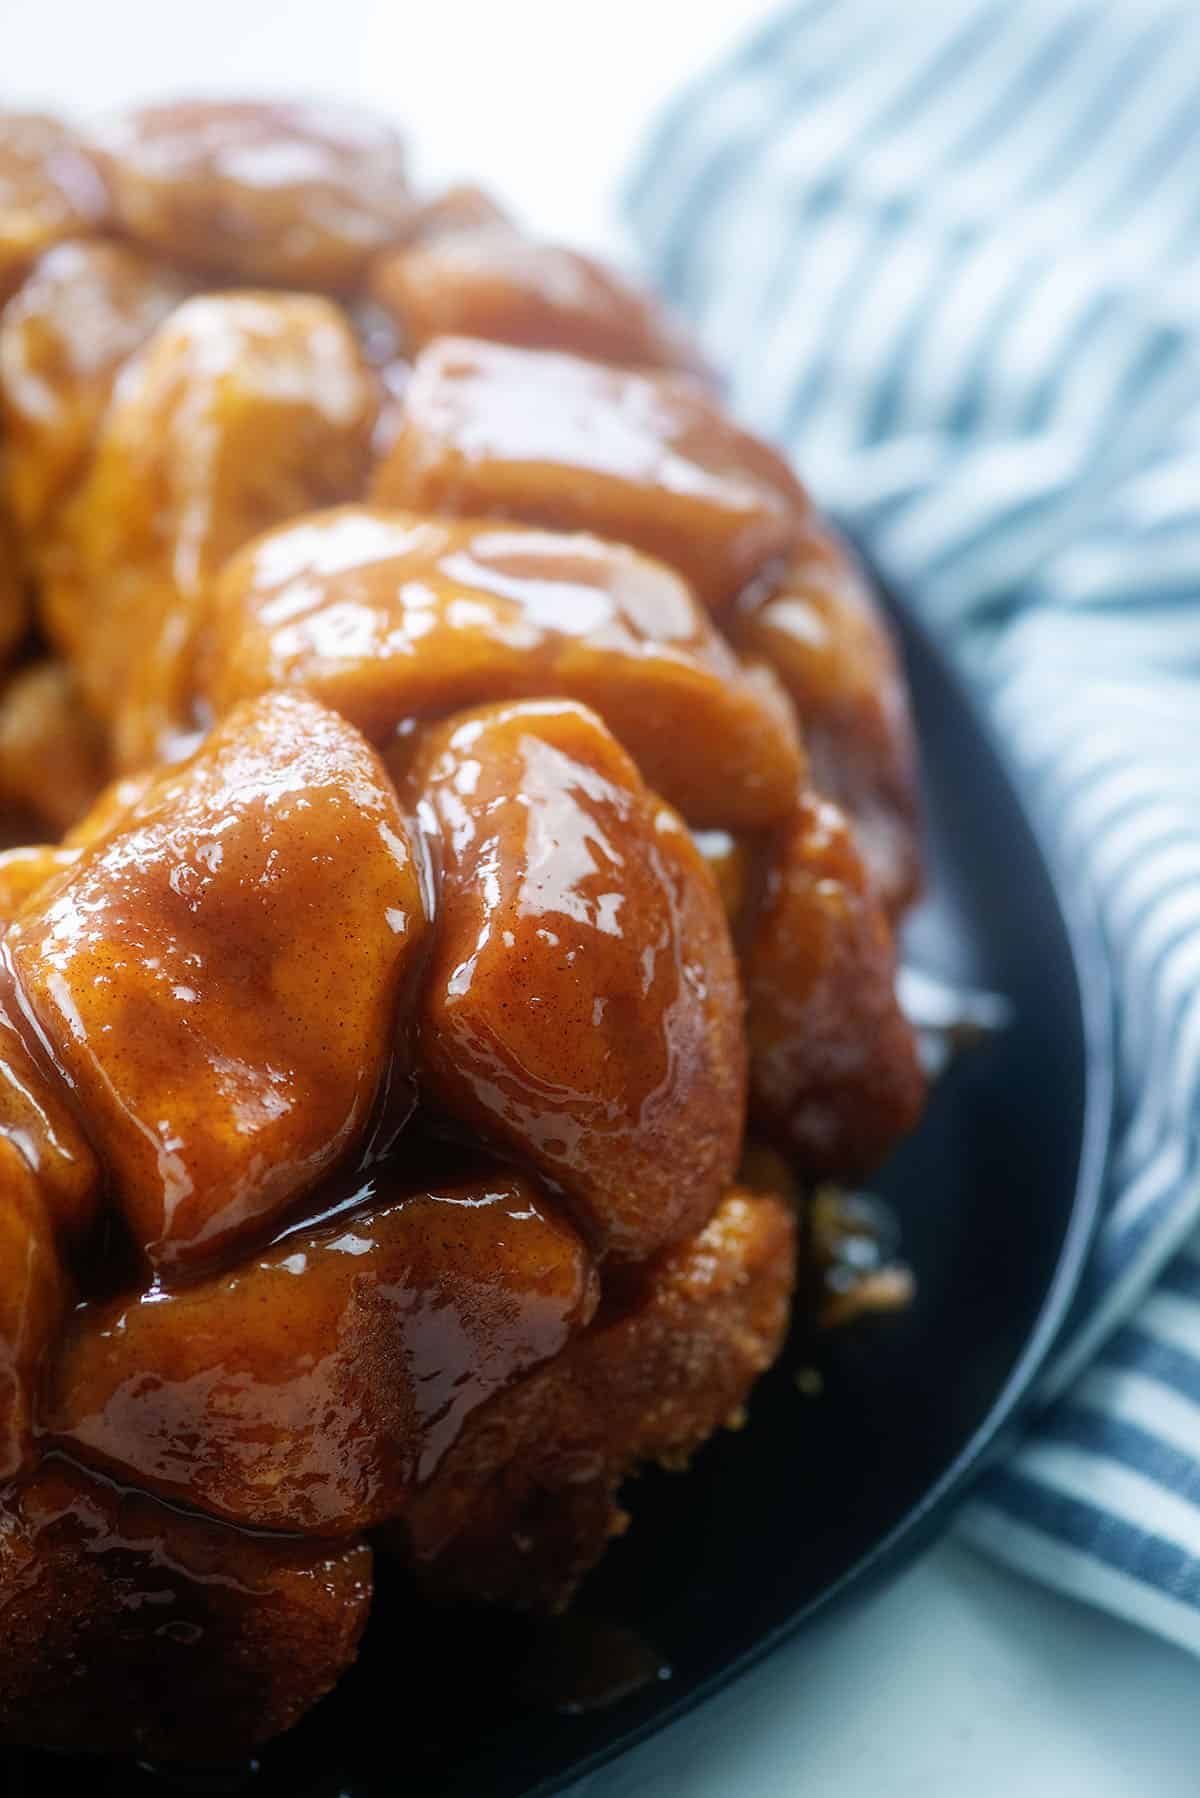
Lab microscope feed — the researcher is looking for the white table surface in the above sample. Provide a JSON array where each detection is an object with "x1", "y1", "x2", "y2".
[{"x1": 8, "y1": 3, "x2": 1198, "y2": 1790}]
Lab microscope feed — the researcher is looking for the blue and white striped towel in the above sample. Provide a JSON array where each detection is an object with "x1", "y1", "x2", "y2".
[{"x1": 627, "y1": 0, "x2": 1200, "y2": 1654}]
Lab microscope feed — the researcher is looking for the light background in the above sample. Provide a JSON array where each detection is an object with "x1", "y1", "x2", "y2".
[{"x1": 6, "y1": 2, "x2": 1198, "y2": 1791}]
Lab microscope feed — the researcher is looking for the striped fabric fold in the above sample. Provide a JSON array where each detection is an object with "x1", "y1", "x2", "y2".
[{"x1": 626, "y1": 0, "x2": 1200, "y2": 1653}]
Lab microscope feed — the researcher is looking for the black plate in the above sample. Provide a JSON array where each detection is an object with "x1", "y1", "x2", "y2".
[{"x1": 7, "y1": 573, "x2": 1112, "y2": 1798}]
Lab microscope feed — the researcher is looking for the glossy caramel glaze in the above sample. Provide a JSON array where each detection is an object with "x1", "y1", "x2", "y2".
[
  {"x1": 40, "y1": 290, "x2": 377, "y2": 769},
  {"x1": 398, "y1": 1186, "x2": 796, "y2": 1610},
  {"x1": 0, "y1": 1455, "x2": 372, "y2": 1760},
  {"x1": 46, "y1": 1170, "x2": 597, "y2": 1535},
  {"x1": 0, "y1": 114, "x2": 109, "y2": 300},
  {"x1": 0, "y1": 1142, "x2": 68, "y2": 1479},
  {"x1": 61, "y1": 770, "x2": 155, "y2": 848},
  {"x1": 0, "y1": 842, "x2": 77, "y2": 926},
  {"x1": 0, "y1": 984, "x2": 98, "y2": 1240},
  {"x1": 734, "y1": 518, "x2": 922, "y2": 915},
  {"x1": 93, "y1": 98, "x2": 414, "y2": 287},
  {"x1": 369, "y1": 221, "x2": 706, "y2": 373},
  {"x1": 692, "y1": 828, "x2": 752, "y2": 925},
  {"x1": 200, "y1": 505, "x2": 803, "y2": 829},
  {"x1": 0, "y1": 662, "x2": 108, "y2": 835},
  {"x1": 5, "y1": 692, "x2": 430, "y2": 1271},
  {"x1": 405, "y1": 698, "x2": 746, "y2": 1261},
  {"x1": 742, "y1": 790, "x2": 926, "y2": 1176},
  {"x1": 0, "y1": 239, "x2": 190, "y2": 538},
  {"x1": 370, "y1": 336, "x2": 807, "y2": 608}
]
